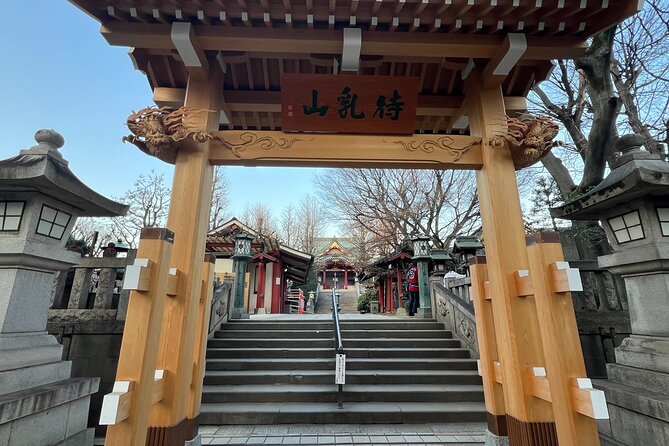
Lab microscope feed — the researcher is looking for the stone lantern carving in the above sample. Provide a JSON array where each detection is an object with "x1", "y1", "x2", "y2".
[
  {"x1": 551, "y1": 134, "x2": 669, "y2": 446},
  {"x1": 231, "y1": 232, "x2": 253, "y2": 319},
  {"x1": 411, "y1": 234, "x2": 432, "y2": 318},
  {"x1": 0, "y1": 130, "x2": 127, "y2": 445}
]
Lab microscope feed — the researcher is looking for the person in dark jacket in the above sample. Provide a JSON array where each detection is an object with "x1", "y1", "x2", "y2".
[{"x1": 406, "y1": 264, "x2": 420, "y2": 317}]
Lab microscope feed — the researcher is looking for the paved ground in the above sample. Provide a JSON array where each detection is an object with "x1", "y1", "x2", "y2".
[{"x1": 199, "y1": 423, "x2": 486, "y2": 445}]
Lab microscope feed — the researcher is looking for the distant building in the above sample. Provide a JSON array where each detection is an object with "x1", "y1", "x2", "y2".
[
  {"x1": 206, "y1": 218, "x2": 313, "y2": 314},
  {"x1": 313, "y1": 237, "x2": 357, "y2": 290}
]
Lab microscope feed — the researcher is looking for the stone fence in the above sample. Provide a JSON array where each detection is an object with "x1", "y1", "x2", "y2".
[{"x1": 433, "y1": 260, "x2": 631, "y2": 379}]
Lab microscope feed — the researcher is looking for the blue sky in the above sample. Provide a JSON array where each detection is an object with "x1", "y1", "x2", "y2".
[{"x1": 0, "y1": 1, "x2": 326, "y2": 226}]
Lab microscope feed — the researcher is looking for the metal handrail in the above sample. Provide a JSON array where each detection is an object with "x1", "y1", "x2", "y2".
[{"x1": 331, "y1": 288, "x2": 345, "y2": 408}]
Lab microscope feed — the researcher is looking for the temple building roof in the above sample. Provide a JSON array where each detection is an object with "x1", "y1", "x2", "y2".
[
  {"x1": 207, "y1": 217, "x2": 314, "y2": 283},
  {"x1": 68, "y1": 0, "x2": 642, "y2": 134}
]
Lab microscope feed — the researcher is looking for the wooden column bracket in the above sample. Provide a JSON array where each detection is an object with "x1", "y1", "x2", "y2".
[
  {"x1": 513, "y1": 270, "x2": 534, "y2": 297},
  {"x1": 123, "y1": 259, "x2": 154, "y2": 292},
  {"x1": 167, "y1": 268, "x2": 181, "y2": 297},
  {"x1": 493, "y1": 361, "x2": 503, "y2": 384},
  {"x1": 100, "y1": 381, "x2": 134, "y2": 425},
  {"x1": 482, "y1": 281, "x2": 492, "y2": 300},
  {"x1": 550, "y1": 262, "x2": 583, "y2": 293},
  {"x1": 528, "y1": 368, "x2": 609, "y2": 420},
  {"x1": 101, "y1": 370, "x2": 167, "y2": 426}
]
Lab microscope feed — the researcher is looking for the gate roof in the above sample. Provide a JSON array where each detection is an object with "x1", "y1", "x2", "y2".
[{"x1": 70, "y1": 0, "x2": 641, "y2": 134}]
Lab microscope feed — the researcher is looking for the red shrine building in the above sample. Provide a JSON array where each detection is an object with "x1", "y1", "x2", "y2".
[
  {"x1": 314, "y1": 238, "x2": 357, "y2": 290},
  {"x1": 206, "y1": 218, "x2": 313, "y2": 314}
]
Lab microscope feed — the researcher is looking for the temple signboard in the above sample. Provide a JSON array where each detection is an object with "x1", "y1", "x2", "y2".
[{"x1": 281, "y1": 74, "x2": 419, "y2": 135}]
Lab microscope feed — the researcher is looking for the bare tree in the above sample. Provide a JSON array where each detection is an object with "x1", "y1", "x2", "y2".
[
  {"x1": 279, "y1": 204, "x2": 298, "y2": 246},
  {"x1": 209, "y1": 166, "x2": 231, "y2": 231},
  {"x1": 109, "y1": 171, "x2": 171, "y2": 248},
  {"x1": 531, "y1": 1, "x2": 669, "y2": 197},
  {"x1": 315, "y1": 169, "x2": 479, "y2": 252},
  {"x1": 295, "y1": 194, "x2": 326, "y2": 254},
  {"x1": 241, "y1": 202, "x2": 278, "y2": 238},
  {"x1": 69, "y1": 217, "x2": 114, "y2": 256}
]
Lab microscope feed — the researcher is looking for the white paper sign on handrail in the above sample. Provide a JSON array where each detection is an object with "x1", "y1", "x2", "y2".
[{"x1": 335, "y1": 353, "x2": 346, "y2": 385}]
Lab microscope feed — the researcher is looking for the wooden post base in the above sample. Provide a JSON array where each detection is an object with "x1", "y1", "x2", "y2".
[
  {"x1": 506, "y1": 415, "x2": 558, "y2": 446},
  {"x1": 146, "y1": 416, "x2": 199, "y2": 446},
  {"x1": 487, "y1": 412, "x2": 508, "y2": 437}
]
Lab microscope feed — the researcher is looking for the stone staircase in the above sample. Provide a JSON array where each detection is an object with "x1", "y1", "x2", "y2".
[
  {"x1": 200, "y1": 318, "x2": 485, "y2": 424},
  {"x1": 315, "y1": 289, "x2": 359, "y2": 314}
]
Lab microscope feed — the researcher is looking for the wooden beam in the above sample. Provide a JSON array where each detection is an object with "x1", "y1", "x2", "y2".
[
  {"x1": 153, "y1": 88, "x2": 527, "y2": 120},
  {"x1": 208, "y1": 131, "x2": 483, "y2": 169},
  {"x1": 170, "y1": 22, "x2": 209, "y2": 80},
  {"x1": 482, "y1": 33, "x2": 527, "y2": 88},
  {"x1": 101, "y1": 23, "x2": 589, "y2": 61}
]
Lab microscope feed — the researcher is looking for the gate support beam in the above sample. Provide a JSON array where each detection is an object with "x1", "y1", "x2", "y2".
[
  {"x1": 466, "y1": 70, "x2": 558, "y2": 444},
  {"x1": 147, "y1": 64, "x2": 223, "y2": 443}
]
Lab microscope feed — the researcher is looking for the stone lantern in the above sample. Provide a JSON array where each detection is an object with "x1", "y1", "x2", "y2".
[
  {"x1": 231, "y1": 232, "x2": 253, "y2": 319},
  {"x1": 551, "y1": 134, "x2": 669, "y2": 446},
  {"x1": 0, "y1": 130, "x2": 127, "y2": 445},
  {"x1": 411, "y1": 234, "x2": 432, "y2": 318}
]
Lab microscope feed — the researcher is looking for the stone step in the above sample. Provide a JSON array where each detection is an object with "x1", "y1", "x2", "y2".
[
  {"x1": 201, "y1": 384, "x2": 485, "y2": 403},
  {"x1": 205, "y1": 347, "x2": 471, "y2": 359},
  {"x1": 205, "y1": 357, "x2": 478, "y2": 371},
  {"x1": 220, "y1": 320, "x2": 445, "y2": 331},
  {"x1": 207, "y1": 338, "x2": 462, "y2": 349},
  {"x1": 199, "y1": 401, "x2": 486, "y2": 425},
  {"x1": 214, "y1": 329, "x2": 452, "y2": 339},
  {"x1": 203, "y1": 370, "x2": 482, "y2": 386}
]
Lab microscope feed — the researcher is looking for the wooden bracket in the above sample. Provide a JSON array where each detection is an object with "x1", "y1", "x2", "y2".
[
  {"x1": 100, "y1": 381, "x2": 134, "y2": 425},
  {"x1": 493, "y1": 361, "x2": 503, "y2": 384},
  {"x1": 529, "y1": 367, "x2": 609, "y2": 420},
  {"x1": 123, "y1": 259, "x2": 154, "y2": 292},
  {"x1": 483, "y1": 281, "x2": 492, "y2": 300},
  {"x1": 152, "y1": 370, "x2": 166, "y2": 404},
  {"x1": 100, "y1": 370, "x2": 166, "y2": 426},
  {"x1": 514, "y1": 269, "x2": 534, "y2": 297},
  {"x1": 167, "y1": 268, "x2": 181, "y2": 297},
  {"x1": 550, "y1": 262, "x2": 583, "y2": 293}
]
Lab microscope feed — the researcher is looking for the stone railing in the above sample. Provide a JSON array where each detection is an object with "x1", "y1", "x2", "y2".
[
  {"x1": 437, "y1": 262, "x2": 631, "y2": 378},
  {"x1": 430, "y1": 276, "x2": 479, "y2": 358},
  {"x1": 209, "y1": 274, "x2": 234, "y2": 336},
  {"x1": 49, "y1": 253, "x2": 137, "y2": 330}
]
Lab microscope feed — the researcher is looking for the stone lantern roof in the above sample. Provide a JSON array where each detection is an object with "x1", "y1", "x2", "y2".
[
  {"x1": 0, "y1": 129, "x2": 128, "y2": 217},
  {"x1": 551, "y1": 135, "x2": 669, "y2": 221}
]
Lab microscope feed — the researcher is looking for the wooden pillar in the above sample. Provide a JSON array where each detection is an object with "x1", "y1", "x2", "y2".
[
  {"x1": 466, "y1": 71, "x2": 556, "y2": 442},
  {"x1": 271, "y1": 261, "x2": 281, "y2": 314},
  {"x1": 148, "y1": 66, "x2": 223, "y2": 441},
  {"x1": 189, "y1": 254, "x2": 215, "y2": 419},
  {"x1": 378, "y1": 281, "x2": 384, "y2": 313},
  {"x1": 344, "y1": 268, "x2": 348, "y2": 289},
  {"x1": 469, "y1": 256, "x2": 507, "y2": 440},
  {"x1": 104, "y1": 228, "x2": 174, "y2": 446},
  {"x1": 525, "y1": 232, "x2": 601, "y2": 446},
  {"x1": 386, "y1": 275, "x2": 394, "y2": 312},
  {"x1": 396, "y1": 264, "x2": 403, "y2": 304},
  {"x1": 256, "y1": 261, "x2": 266, "y2": 312}
]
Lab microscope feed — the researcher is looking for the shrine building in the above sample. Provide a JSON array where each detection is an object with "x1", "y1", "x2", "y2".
[{"x1": 314, "y1": 238, "x2": 356, "y2": 290}]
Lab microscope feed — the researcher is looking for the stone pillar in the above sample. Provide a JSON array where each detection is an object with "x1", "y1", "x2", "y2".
[
  {"x1": 416, "y1": 259, "x2": 431, "y2": 318},
  {"x1": 231, "y1": 233, "x2": 253, "y2": 319}
]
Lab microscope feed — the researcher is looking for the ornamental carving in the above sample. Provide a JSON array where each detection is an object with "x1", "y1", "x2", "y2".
[
  {"x1": 219, "y1": 132, "x2": 305, "y2": 158},
  {"x1": 492, "y1": 115, "x2": 560, "y2": 170},
  {"x1": 437, "y1": 297, "x2": 451, "y2": 317},
  {"x1": 387, "y1": 136, "x2": 480, "y2": 161},
  {"x1": 123, "y1": 107, "x2": 214, "y2": 164},
  {"x1": 458, "y1": 315, "x2": 476, "y2": 344}
]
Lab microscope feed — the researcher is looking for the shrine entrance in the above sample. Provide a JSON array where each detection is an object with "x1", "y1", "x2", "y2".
[{"x1": 68, "y1": 1, "x2": 643, "y2": 445}]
